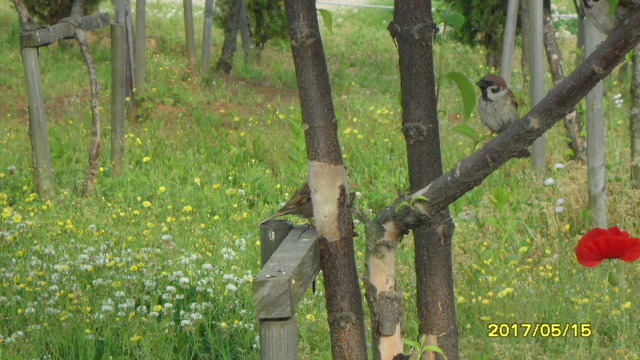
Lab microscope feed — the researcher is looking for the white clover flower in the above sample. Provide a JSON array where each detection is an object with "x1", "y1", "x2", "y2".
[
  {"x1": 144, "y1": 280, "x2": 156, "y2": 291},
  {"x1": 92, "y1": 278, "x2": 104, "y2": 287},
  {"x1": 161, "y1": 234, "x2": 174, "y2": 241},
  {"x1": 202, "y1": 263, "x2": 213, "y2": 271},
  {"x1": 24, "y1": 307, "x2": 36, "y2": 314},
  {"x1": 554, "y1": 163, "x2": 566, "y2": 169},
  {"x1": 176, "y1": 294, "x2": 185, "y2": 300},
  {"x1": 149, "y1": 311, "x2": 159, "y2": 318},
  {"x1": 543, "y1": 177, "x2": 554, "y2": 186},
  {"x1": 556, "y1": 198, "x2": 564, "y2": 205},
  {"x1": 166, "y1": 285, "x2": 176, "y2": 293},
  {"x1": 180, "y1": 319, "x2": 193, "y2": 327},
  {"x1": 190, "y1": 312, "x2": 203, "y2": 321},
  {"x1": 225, "y1": 284, "x2": 238, "y2": 293},
  {"x1": 101, "y1": 304, "x2": 114, "y2": 313},
  {"x1": 222, "y1": 274, "x2": 235, "y2": 282},
  {"x1": 114, "y1": 291, "x2": 125, "y2": 298},
  {"x1": 48, "y1": 285, "x2": 59, "y2": 292},
  {"x1": 221, "y1": 247, "x2": 236, "y2": 261},
  {"x1": 163, "y1": 303, "x2": 173, "y2": 309},
  {"x1": 555, "y1": 206, "x2": 564, "y2": 213},
  {"x1": 179, "y1": 277, "x2": 190, "y2": 287},
  {"x1": 136, "y1": 305, "x2": 148, "y2": 315},
  {"x1": 234, "y1": 238, "x2": 246, "y2": 250}
]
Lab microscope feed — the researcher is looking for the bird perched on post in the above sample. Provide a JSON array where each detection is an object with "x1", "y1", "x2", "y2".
[
  {"x1": 581, "y1": 0, "x2": 640, "y2": 35},
  {"x1": 258, "y1": 182, "x2": 314, "y2": 226},
  {"x1": 475, "y1": 74, "x2": 530, "y2": 158}
]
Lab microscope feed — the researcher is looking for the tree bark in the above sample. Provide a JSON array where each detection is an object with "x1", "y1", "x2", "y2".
[
  {"x1": 217, "y1": 0, "x2": 241, "y2": 74},
  {"x1": 282, "y1": 1, "x2": 367, "y2": 359},
  {"x1": 632, "y1": 44, "x2": 640, "y2": 188},
  {"x1": 542, "y1": 0, "x2": 586, "y2": 162},
  {"x1": 392, "y1": 1, "x2": 458, "y2": 359}
]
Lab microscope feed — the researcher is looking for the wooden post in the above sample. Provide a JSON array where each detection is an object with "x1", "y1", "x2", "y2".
[
  {"x1": 584, "y1": 18, "x2": 607, "y2": 227},
  {"x1": 500, "y1": 0, "x2": 519, "y2": 83},
  {"x1": 134, "y1": 0, "x2": 146, "y2": 89},
  {"x1": 20, "y1": 47, "x2": 54, "y2": 198},
  {"x1": 201, "y1": 0, "x2": 215, "y2": 72},
  {"x1": 260, "y1": 220, "x2": 293, "y2": 267},
  {"x1": 111, "y1": 22, "x2": 126, "y2": 177},
  {"x1": 529, "y1": 0, "x2": 546, "y2": 174},
  {"x1": 183, "y1": 0, "x2": 197, "y2": 74},
  {"x1": 254, "y1": 224, "x2": 319, "y2": 360}
]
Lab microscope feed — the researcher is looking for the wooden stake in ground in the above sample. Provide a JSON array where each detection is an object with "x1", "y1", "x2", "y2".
[
  {"x1": 500, "y1": 0, "x2": 519, "y2": 82},
  {"x1": 584, "y1": 18, "x2": 607, "y2": 228},
  {"x1": 282, "y1": 0, "x2": 367, "y2": 358}
]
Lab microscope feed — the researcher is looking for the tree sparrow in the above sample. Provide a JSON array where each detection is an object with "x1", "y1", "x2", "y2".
[
  {"x1": 582, "y1": 0, "x2": 640, "y2": 35},
  {"x1": 476, "y1": 74, "x2": 530, "y2": 158},
  {"x1": 258, "y1": 182, "x2": 313, "y2": 225}
]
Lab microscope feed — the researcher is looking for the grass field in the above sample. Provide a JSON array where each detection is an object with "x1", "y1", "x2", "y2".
[{"x1": 1, "y1": 0, "x2": 639, "y2": 359}]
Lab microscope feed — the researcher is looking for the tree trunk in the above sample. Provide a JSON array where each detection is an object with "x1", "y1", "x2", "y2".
[
  {"x1": 632, "y1": 44, "x2": 640, "y2": 188},
  {"x1": 392, "y1": 1, "x2": 458, "y2": 359},
  {"x1": 529, "y1": 0, "x2": 546, "y2": 174},
  {"x1": 500, "y1": 0, "x2": 519, "y2": 82},
  {"x1": 282, "y1": 1, "x2": 367, "y2": 359},
  {"x1": 520, "y1": 0, "x2": 531, "y2": 91},
  {"x1": 216, "y1": 0, "x2": 241, "y2": 74},
  {"x1": 69, "y1": 0, "x2": 102, "y2": 197},
  {"x1": 542, "y1": 0, "x2": 586, "y2": 162}
]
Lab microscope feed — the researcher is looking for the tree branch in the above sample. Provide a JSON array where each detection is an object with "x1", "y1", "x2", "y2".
[{"x1": 405, "y1": 7, "x2": 640, "y2": 221}]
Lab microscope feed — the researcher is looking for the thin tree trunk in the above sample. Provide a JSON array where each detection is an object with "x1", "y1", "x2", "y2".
[
  {"x1": 501, "y1": 0, "x2": 519, "y2": 83},
  {"x1": 69, "y1": 0, "x2": 101, "y2": 196},
  {"x1": 520, "y1": 0, "x2": 531, "y2": 91},
  {"x1": 282, "y1": 1, "x2": 367, "y2": 359},
  {"x1": 529, "y1": 0, "x2": 546, "y2": 175},
  {"x1": 216, "y1": 0, "x2": 241, "y2": 73},
  {"x1": 632, "y1": 44, "x2": 640, "y2": 188},
  {"x1": 238, "y1": 0, "x2": 250, "y2": 59},
  {"x1": 542, "y1": 0, "x2": 586, "y2": 162},
  {"x1": 584, "y1": 18, "x2": 607, "y2": 227},
  {"x1": 392, "y1": 1, "x2": 457, "y2": 359}
]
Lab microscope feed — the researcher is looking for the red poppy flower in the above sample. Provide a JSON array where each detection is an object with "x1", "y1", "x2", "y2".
[{"x1": 575, "y1": 227, "x2": 640, "y2": 267}]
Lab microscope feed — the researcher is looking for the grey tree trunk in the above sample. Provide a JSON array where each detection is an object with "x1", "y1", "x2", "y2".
[
  {"x1": 632, "y1": 44, "x2": 640, "y2": 188},
  {"x1": 529, "y1": 0, "x2": 546, "y2": 174},
  {"x1": 584, "y1": 18, "x2": 607, "y2": 227},
  {"x1": 282, "y1": 0, "x2": 367, "y2": 359},
  {"x1": 542, "y1": 0, "x2": 586, "y2": 162},
  {"x1": 520, "y1": 0, "x2": 531, "y2": 91},
  {"x1": 201, "y1": 0, "x2": 214, "y2": 72},
  {"x1": 216, "y1": 0, "x2": 241, "y2": 73},
  {"x1": 134, "y1": 0, "x2": 146, "y2": 88},
  {"x1": 111, "y1": 0, "x2": 126, "y2": 177},
  {"x1": 500, "y1": 0, "x2": 519, "y2": 83}
]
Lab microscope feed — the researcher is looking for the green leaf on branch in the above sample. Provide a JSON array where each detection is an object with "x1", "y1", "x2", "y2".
[
  {"x1": 421, "y1": 345, "x2": 449, "y2": 360},
  {"x1": 608, "y1": 0, "x2": 620, "y2": 16},
  {"x1": 445, "y1": 71, "x2": 476, "y2": 122},
  {"x1": 435, "y1": 8, "x2": 464, "y2": 35},
  {"x1": 394, "y1": 201, "x2": 411, "y2": 213},
  {"x1": 453, "y1": 125, "x2": 479, "y2": 142},
  {"x1": 411, "y1": 195, "x2": 429, "y2": 204},
  {"x1": 317, "y1": 9, "x2": 333, "y2": 35}
]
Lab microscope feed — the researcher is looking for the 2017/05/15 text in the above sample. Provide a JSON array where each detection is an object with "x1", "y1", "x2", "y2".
[{"x1": 487, "y1": 323, "x2": 592, "y2": 338}]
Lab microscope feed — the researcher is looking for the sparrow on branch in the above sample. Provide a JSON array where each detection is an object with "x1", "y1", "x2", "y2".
[
  {"x1": 258, "y1": 182, "x2": 313, "y2": 226},
  {"x1": 475, "y1": 74, "x2": 530, "y2": 158}
]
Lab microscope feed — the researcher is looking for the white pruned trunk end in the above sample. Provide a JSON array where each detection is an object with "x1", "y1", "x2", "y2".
[{"x1": 308, "y1": 161, "x2": 348, "y2": 242}]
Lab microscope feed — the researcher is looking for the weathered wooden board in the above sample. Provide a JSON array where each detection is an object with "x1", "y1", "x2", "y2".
[
  {"x1": 253, "y1": 225, "x2": 319, "y2": 319},
  {"x1": 20, "y1": 12, "x2": 110, "y2": 48}
]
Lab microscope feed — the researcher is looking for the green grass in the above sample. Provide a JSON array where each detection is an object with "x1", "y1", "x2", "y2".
[{"x1": 1, "y1": 1, "x2": 639, "y2": 359}]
